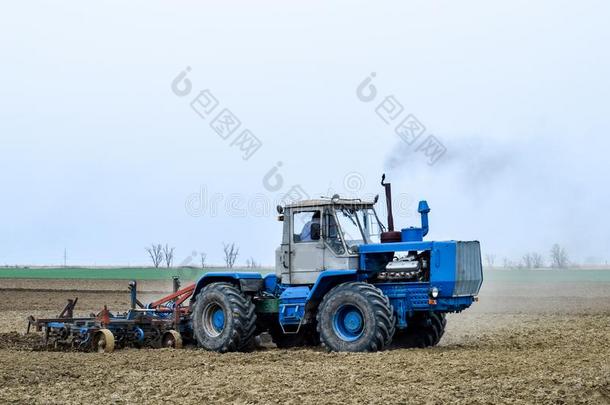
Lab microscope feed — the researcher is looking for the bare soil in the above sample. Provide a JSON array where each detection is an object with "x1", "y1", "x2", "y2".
[{"x1": 0, "y1": 278, "x2": 608, "y2": 404}]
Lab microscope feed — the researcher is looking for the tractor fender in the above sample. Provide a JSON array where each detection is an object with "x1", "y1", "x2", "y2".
[
  {"x1": 192, "y1": 273, "x2": 264, "y2": 301},
  {"x1": 306, "y1": 270, "x2": 359, "y2": 306}
]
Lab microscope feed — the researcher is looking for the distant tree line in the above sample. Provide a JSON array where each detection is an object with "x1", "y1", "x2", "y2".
[
  {"x1": 145, "y1": 242, "x2": 257, "y2": 269},
  {"x1": 486, "y1": 243, "x2": 572, "y2": 269},
  {"x1": 145, "y1": 244, "x2": 175, "y2": 268}
]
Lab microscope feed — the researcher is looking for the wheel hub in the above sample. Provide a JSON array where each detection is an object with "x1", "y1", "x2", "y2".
[
  {"x1": 333, "y1": 305, "x2": 364, "y2": 342},
  {"x1": 97, "y1": 336, "x2": 106, "y2": 353},
  {"x1": 212, "y1": 308, "x2": 225, "y2": 330},
  {"x1": 202, "y1": 303, "x2": 226, "y2": 337},
  {"x1": 344, "y1": 311, "x2": 362, "y2": 333}
]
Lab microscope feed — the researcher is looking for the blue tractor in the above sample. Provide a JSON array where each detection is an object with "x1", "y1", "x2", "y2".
[{"x1": 190, "y1": 175, "x2": 483, "y2": 352}]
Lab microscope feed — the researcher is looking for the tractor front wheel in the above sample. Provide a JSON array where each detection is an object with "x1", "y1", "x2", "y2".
[
  {"x1": 316, "y1": 282, "x2": 395, "y2": 352},
  {"x1": 191, "y1": 283, "x2": 256, "y2": 353}
]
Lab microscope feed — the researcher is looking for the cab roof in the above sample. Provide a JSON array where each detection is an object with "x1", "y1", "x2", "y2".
[{"x1": 284, "y1": 197, "x2": 377, "y2": 209}]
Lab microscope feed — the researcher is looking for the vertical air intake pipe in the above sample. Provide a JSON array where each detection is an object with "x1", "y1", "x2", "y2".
[{"x1": 418, "y1": 200, "x2": 430, "y2": 237}]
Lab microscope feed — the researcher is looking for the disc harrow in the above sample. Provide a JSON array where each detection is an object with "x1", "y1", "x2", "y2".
[{"x1": 27, "y1": 278, "x2": 194, "y2": 353}]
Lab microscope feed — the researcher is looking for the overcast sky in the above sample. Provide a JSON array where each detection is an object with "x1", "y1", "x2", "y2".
[{"x1": 1, "y1": 1, "x2": 609, "y2": 266}]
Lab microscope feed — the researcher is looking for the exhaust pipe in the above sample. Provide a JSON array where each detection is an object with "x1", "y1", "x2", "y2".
[
  {"x1": 380, "y1": 174, "x2": 402, "y2": 243},
  {"x1": 379, "y1": 174, "x2": 431, "y2": 243},
  {"x1": 380, "y1": 174, "x2": 394, "y2": 231}
]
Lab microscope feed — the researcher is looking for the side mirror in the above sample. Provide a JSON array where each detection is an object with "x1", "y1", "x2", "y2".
[{"x1": 311, "y1": 223, "x2": 321, "y2": 241}]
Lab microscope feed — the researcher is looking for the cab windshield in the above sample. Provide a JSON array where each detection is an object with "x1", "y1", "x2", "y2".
[{"x1": 335, "y1": 206, "x2": 383, "y2": 249}]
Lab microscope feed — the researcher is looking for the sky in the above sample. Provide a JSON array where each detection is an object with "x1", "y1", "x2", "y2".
[{"x1": 0, "y1": 1, "x2": 609, "y2": 267}]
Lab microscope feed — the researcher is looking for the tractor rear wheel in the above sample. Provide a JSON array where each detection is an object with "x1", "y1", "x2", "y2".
[
  {"x1": 316, "y1": 282, "x2": 395, "y2": 352},
  {"x1": 191, "y1": 283, "x2": 256, "y2": 353},
  {"x1": 392, "y1": 312, "x2": 446, "y2": 348}
]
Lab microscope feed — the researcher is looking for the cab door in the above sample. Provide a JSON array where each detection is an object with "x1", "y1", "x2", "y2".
[
  {"x1": 289, "y1": 209, "x2": 325, "y2": 284},
  {"x1": 322, "y1": 208, "x2": 359, "y2": 271}
]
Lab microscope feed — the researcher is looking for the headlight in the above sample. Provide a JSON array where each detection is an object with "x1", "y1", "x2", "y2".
[{"x1": 430, "y1": 287, "x2": 439, "y2": 298}]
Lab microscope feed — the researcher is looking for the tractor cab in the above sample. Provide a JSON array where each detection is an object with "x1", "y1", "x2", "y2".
[{"x1": 275, "y1": 196, "x2": 384, "y2": 285}]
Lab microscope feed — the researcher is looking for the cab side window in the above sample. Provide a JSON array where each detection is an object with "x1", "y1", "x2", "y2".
[{"x1": 293, "y1": 211, "x2": 321, "y2": 243}]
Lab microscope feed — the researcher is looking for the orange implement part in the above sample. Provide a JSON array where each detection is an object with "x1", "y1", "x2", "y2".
[
  {"x1": 149, "y1": 284, "x2": 195, "y2": 309},
  {"x1": 96, "y1": 305, "x2": 111, "y2": 326}
]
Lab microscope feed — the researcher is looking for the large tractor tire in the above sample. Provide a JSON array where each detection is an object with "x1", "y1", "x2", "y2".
[
  {"x1": 316, "y1": 282, "x2": 395, "y2": 352},
  {"x1": 392, "y1": 312, "x2": 446, "y2": 348},
  {"x1": 191, "y1": 283, "x2": 256, "y2": 353}
]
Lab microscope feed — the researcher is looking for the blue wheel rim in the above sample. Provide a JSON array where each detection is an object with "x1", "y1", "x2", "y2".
[
  {"x1": 134, "y1": 327, "x2": 145, "y2": 342},
  {"x1": 333, "y1": 304, "x2": 364, "y2": 342},
  {"x1": 212, "y1": 307, "x2": 225, "y2": 330},
  {"x1": 203, "y1": 303, "x2": 225, "y2": 337}
]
